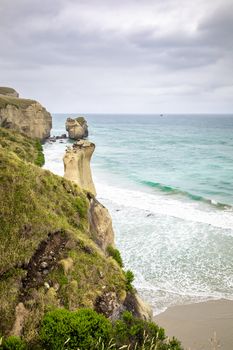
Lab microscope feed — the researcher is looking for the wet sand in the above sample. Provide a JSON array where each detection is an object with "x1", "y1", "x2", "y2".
[{"x1": 154, "y1": 299, "x2": 233, "y2": 350}]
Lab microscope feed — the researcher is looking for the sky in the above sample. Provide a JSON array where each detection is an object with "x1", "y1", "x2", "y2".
[{"x1": 0, "y1": 0, "x2": 233, "y2": 113}]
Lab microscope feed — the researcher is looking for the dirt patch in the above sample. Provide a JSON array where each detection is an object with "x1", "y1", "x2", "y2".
[{"x1": 20, "y1": 231, "x2": 69, "y2": 301}]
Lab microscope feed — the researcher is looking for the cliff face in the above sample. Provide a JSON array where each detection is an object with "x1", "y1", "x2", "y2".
[
  {"x1": 0, "y1": 88, "x2": 52, "y2": 141},
  {"x1": 0, "y1": 127, "x2": 126, "y2": 341},
  {"x1": 63, "y1": 140, "x2": 96, "y2": 196},
  {"x1": 89, "y1": 197, "x2": 115, "y2": 252},
  {"x1": 66, "y1": 116, "x2": 88, "y2": 139}
]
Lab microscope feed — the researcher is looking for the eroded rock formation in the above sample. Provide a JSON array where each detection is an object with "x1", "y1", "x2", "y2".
[
  {"x1": 63, "y1": 140, "x2": 96, "y2": 196},
  {"x1": 0, "y1": 87, "x2": 52, "y2": 140},
  {"x1": 89, "y1": 197, "x2": 115, "y2": 252},
  {"x1": 65, "y1": 116, "x2": 88, "y2": 139}
]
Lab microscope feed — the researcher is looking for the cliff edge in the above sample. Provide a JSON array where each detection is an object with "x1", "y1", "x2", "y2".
[{"x1": 0, "y1": 87, "x2": 52, "y2": 141}]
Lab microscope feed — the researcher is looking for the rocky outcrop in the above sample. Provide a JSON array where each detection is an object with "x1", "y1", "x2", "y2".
[
  {"x1": 0, "y1": 87, "x2": 19, "y2": 98},
  {"x1": 65, "y1": 116, "x2": 88, "y2": 140},
  {"x1": 63, "y1": 140, "x2": 96, "y2": 196},
  {"x1": 123, "y1": 293, "x2": 152, "y2": 321},
  {"x1": 89, "y1": 197, "x2": 115, "y2": 252},
  {"x1": 0, "y1": 88, "x2": 52, "y2": 141}
]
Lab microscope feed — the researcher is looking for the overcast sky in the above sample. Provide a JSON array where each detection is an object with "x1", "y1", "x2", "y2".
[{"x1": 0, "y1": 0, "x2": 232, "y2": 113}]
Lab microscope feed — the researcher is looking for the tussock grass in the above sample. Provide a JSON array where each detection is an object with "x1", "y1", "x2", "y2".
[{"x1": 0, "y1": 95, "x2": 36, "y2": 109}]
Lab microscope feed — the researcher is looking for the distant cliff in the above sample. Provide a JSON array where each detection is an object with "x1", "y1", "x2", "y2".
[{"x1": 0, "y1": 87, "x2": 52, "y2": 141}]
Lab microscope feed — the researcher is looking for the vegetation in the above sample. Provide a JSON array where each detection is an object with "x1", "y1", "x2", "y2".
[
  {"x1": 0, "y1": 336, "x2": 27, "y2": 350},
  {"x1": 124, "y1": 270, "x2": 135, "y2": 292},
  {"x1": 107, "y1": 245, "x2": 124, "y2": 267},
  {"x1": 0, "y1": 127, "x2": 44, "y2": 166},
  {"x1": 40, "y1": 308, "x2": 112, "y2": 350},
  {"x1": 0, "y1": 95, "x2": 36, "y2": 110},
  {"x1": 0, "y1": 87, "x2": 17, "y2": 95},
  {"x1": 39, "y1": 308, "x2": 182, "y2": 350}
]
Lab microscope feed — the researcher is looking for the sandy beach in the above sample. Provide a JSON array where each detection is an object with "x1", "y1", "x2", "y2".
[{"x1": 154, "y1": 299, "x2": 233, "y2": 350}]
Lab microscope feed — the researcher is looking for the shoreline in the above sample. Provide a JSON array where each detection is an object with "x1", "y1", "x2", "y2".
[{"x1": 154, "y1": 299, "x2": 233, "y2": 349}]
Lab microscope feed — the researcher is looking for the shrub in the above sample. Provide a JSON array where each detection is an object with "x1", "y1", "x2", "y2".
[
  {"x1": 124, "y1": 270, "x2": 134, "y2": 291},
  {"x1": 39, "y1": 308, "x2": 112, "y2": 350},
  {"x1": 113, "y1": 311, "x2": 166, "y2": 348},
  {"x1": 1, "y1": 336, "x2": 27, "y2": 350},
  {"x1": 107, "y1": 246, "x2": 123, "y2": 267},
  {"x1": 167, "y1": 337, "x2": 183, "y2": 350}
]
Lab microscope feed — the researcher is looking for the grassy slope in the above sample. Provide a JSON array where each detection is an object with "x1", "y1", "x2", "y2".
[
  {"x1": 0, "y1": 127, "x2": 44, "y2": 166},
  {"x1": 0, "y1": 95, "x2": 36, "y2": 109},
  {"x1": 0, "y1": 128, "x2": 125, "y2": 340}
]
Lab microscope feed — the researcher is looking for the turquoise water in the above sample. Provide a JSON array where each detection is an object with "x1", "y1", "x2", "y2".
[{"x1": 44, "y1": 114, "x2": 233, "y2": 314}]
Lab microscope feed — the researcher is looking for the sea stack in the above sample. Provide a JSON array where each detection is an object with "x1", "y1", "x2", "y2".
[
  {"x1": 0, "y1": 87, "x2": 52, "y2": 141},
  {"x1": 63, "y1": 140, "x2": 96, "y2": 196},
  {"x1": 65, "y1": 116, "x2": 88, "y2": 139}
]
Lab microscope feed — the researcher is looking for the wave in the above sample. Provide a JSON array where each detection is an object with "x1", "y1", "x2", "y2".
[
  {"x1": 140, "y1": 180, "x2": 231, "y2": 209},
  {"x1": 95, "y1": 181, "x2": 233, "y2": 231}
]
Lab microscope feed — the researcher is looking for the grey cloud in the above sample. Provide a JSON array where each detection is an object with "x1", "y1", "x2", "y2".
[{"x1": 0, "y1": 0, "x2": 232, "y2": 113}]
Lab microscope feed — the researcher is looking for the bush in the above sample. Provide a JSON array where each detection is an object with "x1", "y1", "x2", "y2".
[
  {"x1": 39, "y1": 308, "x2": 183, "y2": 350},
  {"x1": 39, "y1": 308, "x2": 112, "y2": 350},
  {"x1": 1, "y1": 336, "x2": 27, "y2": 350},
  {"x1": 124, "y1": 270, "x2": 134, "y2": 291},
  {"x1": 113, "y1": 311, "x2": 166, "y2": 348},
  {"x1": 107, "y1": 246, "x2": 123, "y2": 267}
]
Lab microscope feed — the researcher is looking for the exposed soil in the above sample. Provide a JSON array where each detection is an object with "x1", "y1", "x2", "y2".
[{"x1": 20, "y1": 231, "x2": 68, "y2": 301}]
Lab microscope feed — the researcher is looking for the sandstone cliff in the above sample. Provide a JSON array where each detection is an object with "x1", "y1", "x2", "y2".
[
  {"x1": 0, "y1": 88, "x2": 52, "y2": 140},
  {"x1": 89, "y1": 197, "x2": 115, "y2": 252},
  {"x1": 63, "y1": 140, "x2": 96, "y2": 196},
  {"x1": 66, "y1": 116, "x2": 88, "y2": 139}
]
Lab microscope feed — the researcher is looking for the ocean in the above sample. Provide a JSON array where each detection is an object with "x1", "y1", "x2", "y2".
[{"x1": 43, "y1": 114, "x2": 233, "y2": 315}]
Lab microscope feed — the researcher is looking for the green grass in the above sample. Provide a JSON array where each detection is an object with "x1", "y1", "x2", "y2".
[
  {"x1": 107, "y1": 246, "x2": 124, "y2": 267},
  {"x1": 0, "y1": 127, "x2": 44, "y2": 166},
  {"x1": 0, "y1": 95, "x2": 36, "y2": 109}
]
